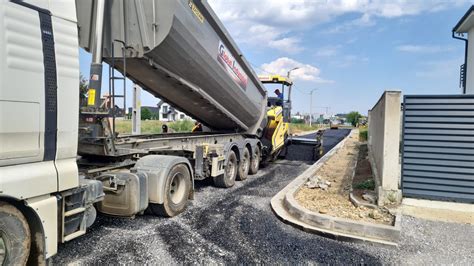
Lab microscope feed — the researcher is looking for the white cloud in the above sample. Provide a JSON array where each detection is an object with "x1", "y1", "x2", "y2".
[
  {"x1": 415, "y1": 58, "x2": 461, "y2": 78},
  {"x1": 315, "y1": 45, "x2": 342, "y2": 57},
  {"x1": 208, "y1": 0, "x2": 470, "y2": 52},
  {"x1": 260, "y1": 57, "x2": 333, "y2": 83},
  {"x1": 325, "y1": 13, "x2": 376, "y2": 33},
  {"x1": 396, "y1": 45, "x2": 455, "y2": 53},
  {"x1": 332, "y1": 55, "x2": 370, "y2": 68},
  {"x1": 223, "y1": 23, "x2": 303, "y2": 53},
  {"x1": 268, "y1": 37, "x2": 303, "y2": 54}
]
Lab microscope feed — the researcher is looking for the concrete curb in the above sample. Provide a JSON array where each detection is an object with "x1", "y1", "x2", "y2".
[
  {"x1": 271, "y1": 130, "x2": 401, "y2": 246},
  {"x1": 402, "y1": 198, "x2": 474, "y2": 224},
  {"x1": 349, "y1": 192, "x2": 377, "y2": 209}
]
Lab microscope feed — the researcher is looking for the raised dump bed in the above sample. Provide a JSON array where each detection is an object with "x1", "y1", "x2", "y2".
[{"x1": 76, "y1": 0, "x2": 268, "y2": 135}]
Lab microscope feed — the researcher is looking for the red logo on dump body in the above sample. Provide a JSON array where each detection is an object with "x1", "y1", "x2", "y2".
[{"x1": 217, "y1": 41, "x2": 248, "y2": 90}]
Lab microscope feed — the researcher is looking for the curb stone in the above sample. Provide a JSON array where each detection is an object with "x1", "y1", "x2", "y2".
[
  {"x1": 271, "y1": 130, "x2": 401, "y2": 246},
  {"x1": 349, "y1": 192, "x2": 377, "y2": 209}
]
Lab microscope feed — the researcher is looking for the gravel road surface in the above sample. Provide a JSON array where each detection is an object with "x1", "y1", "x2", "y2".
[{"x1": 53, "y1": 129, "x2": 472, "y2": 264}]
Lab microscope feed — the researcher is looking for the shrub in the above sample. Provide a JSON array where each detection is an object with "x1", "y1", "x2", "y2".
[
  {"x1": 354, "y1": 179, "x2": 375, "y2": 190},
  {"x1": 141, "y1": 107, "x2": 152, "y2": 120},
  {"x1": 359, "y1": 128, "x2": 368, "y2": 141},
  {"x1": 291, "y1": 118, "x2": 305, "y2": 124}
]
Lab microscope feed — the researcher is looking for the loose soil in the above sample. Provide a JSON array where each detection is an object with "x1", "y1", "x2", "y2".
[
  {"x1": 351, "y1": 143, "x2": 376, "y2": 202},
  {"x1": 295, "y1": 131, "x2": 394, "y2": 225}
]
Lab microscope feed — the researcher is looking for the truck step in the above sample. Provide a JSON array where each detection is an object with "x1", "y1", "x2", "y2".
[
  {"x1": 64, "y1": 207, "x2": 86, "y2": 217},
  {"x1": 63, "y1": 230, "x2": 86, "y2": 242}
]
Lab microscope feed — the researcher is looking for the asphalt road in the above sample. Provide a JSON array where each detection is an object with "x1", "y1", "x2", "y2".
[{"x1": 52, "y1": 129, "x2": 472, "y2": 264}]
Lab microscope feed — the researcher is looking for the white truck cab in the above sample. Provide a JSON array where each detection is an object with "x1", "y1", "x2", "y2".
[{"x1": 0, "y1": 1, "x2": 103, "y2": 263}]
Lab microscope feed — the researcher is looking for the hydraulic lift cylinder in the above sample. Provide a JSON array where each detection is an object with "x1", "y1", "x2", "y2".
[{"x1": 87, "y1": 0, "x2": 105, "y2": 108}]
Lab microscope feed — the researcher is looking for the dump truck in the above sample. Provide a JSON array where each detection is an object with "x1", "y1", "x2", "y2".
[{"x1": 0, "y1": 0, "x2": 319, "y2": 263}]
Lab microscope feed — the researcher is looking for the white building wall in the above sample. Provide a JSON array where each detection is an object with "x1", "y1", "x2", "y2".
[
  {"x1": 466, "y1": 27, "x2": 474, "y2": 94},
  {"x1": 158, "y1": 103, "x2": 191, "y2": 122}
]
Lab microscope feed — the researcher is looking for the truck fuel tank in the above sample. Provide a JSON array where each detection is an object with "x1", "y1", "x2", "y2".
[{"x1": 96, "y1": 172, "x2": 149, "y2": 217}]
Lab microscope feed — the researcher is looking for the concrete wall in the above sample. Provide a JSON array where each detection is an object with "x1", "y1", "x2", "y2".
[
  {"x1": 368, "y1": 91, "x2": 402, "y2": 205},
  {"x1": 466, "y1": 27, "x2": 474, "y2": 94}
]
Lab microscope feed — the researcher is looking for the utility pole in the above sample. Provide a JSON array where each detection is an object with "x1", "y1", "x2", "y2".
[
  {"x1": 317, "y1": 106, "x2": 330, "y2": 116},
  {"x1": 309, "y1": 88, "x2": 317, "y2": 126}
]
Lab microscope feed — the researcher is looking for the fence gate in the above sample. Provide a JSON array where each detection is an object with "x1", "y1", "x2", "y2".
[{"x1": 402, "y1": 95, "x2": 474, "y2": 203}]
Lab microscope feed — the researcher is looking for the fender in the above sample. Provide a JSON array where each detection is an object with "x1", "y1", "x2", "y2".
[
  {"x1": 1, "y1": 195, "x2": 58, "y2": 263},
  {"x1": 133, "y1": 155, "x2": 194, "y2": 204},
  {"x1": 25, "y1": 195, "x2": 57, "y2": 260},
  {"x1": 223, "y1": 141, "x2": 242, "y2": 163},
  {"x1": 243, "y1": 138, "x2": 260, "y2": 156}
]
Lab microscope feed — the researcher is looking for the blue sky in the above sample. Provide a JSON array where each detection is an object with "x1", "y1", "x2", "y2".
[{"x1": 79, "y1": 0, "x2": 473, "y2": 117}]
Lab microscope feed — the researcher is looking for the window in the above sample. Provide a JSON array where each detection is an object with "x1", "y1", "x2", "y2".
[
  {"x1": 180, "y1": 114, "x2": 185, "y2": 119},
  {"x1": 163, "y1": 105, "x2": 168, "y2": 113}
]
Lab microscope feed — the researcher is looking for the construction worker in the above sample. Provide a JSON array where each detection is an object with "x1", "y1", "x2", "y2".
[{"x1": 274, "y1": 89, "x2": 284, "y2": 106}]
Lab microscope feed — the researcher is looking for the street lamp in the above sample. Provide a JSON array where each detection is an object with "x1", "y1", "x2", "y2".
[
  {"x1": 287, "y1": 67, "x2": 300, "y2": 79},
  {"x1": 286, "y1": 67, "x2": 299, "y2": 122},
  {"x1": 309, "y1": 89, "x2": 317, "y2": 127}
]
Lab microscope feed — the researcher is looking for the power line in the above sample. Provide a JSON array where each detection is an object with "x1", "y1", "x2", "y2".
[{"x1": 291, "y1": 84, "x2": 310, "y2": 95}]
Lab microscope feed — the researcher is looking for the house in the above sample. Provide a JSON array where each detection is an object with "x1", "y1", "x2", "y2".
[
  {"x1": 291, "y1": 112, "x2": 305, "y2": 121},
  {"x1": 386, "y1": 6, "x2": 474, "y2": 210},
  {"x1": 126, "y1": 101, "x2": 192, "y2": 121},
  {"x1": 453, "y1": 5, "x2": 474, "y2": 94},
  {"x1": 157, "y1": 100, "x2": 191, "y2": 122}
]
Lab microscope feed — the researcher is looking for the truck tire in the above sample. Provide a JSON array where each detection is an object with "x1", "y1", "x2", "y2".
[
  {"x1": 0, "y1": 202, "x2": 31, "y2": 265},
  {"x1": 249, "y1": 146, "x2": 261, "y2": 175},
  {"x1": 213, "y1": 150, "x2": 237, "y2": 188},
  {"x1": 237, "y1": 148, "x2": 250, "y2": 181},
  {"x1": 149, "y1": 164, "x2": 191, "y2": 217}
]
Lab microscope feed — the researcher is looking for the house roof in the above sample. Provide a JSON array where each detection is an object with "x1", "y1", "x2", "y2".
[
  {"x1": 157, "y1": 100, "x2": 164, "y2": 108},
  {"x1": 453, "y1": 5, "x2": 474, "y2": 33},
  {"x1": 144, "y1": 106, "x2": 160, "y2": 113}
]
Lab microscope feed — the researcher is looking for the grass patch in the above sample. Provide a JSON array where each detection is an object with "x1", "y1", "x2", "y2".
[
  {"x1": 289, "y1": 123, "x2": 326, "y2": 134},
  {"x1": 116, "y1": 120, "x2": 320, "y2": 135},
  {"x1": 354, "y1": 179, "x2": 375, "y2": 190},
  {"x1": 114, "y1": 119, "x2": 193, "y2": 135},
  {"x1": 359, "y1": 127, "x2": 368, "y2": 141},
  {"x1": 168, "y1": 120, "x2": 195, "y2": 132}
]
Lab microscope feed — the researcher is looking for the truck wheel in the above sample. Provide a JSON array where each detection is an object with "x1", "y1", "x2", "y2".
[
  {"x1": 213, "y1": 150, "x2": 237, "y2": 188},
  {"x1": 150, "y1": 164, "x2": 191, "y2": 217},
  {"x1": 237, "y1": 148, "x2": 250, "y2": 181},
  {"x1": 249, "y1": 146, "x2": 261, "y2": 175},
  {"x1": 0, "y1": 202, "x2": 31, "y2": 265}
]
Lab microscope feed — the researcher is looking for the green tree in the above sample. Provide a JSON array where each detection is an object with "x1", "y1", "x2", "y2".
[
  {"x1": 346, "y1": 111, "x2": 361, "y2": 127},
  {"x1": 141, "y1": 107, "x2": 152, "y2": 120},
  {"x1": 291, "y1": 118, "x2": 305, "y2": 124}
]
